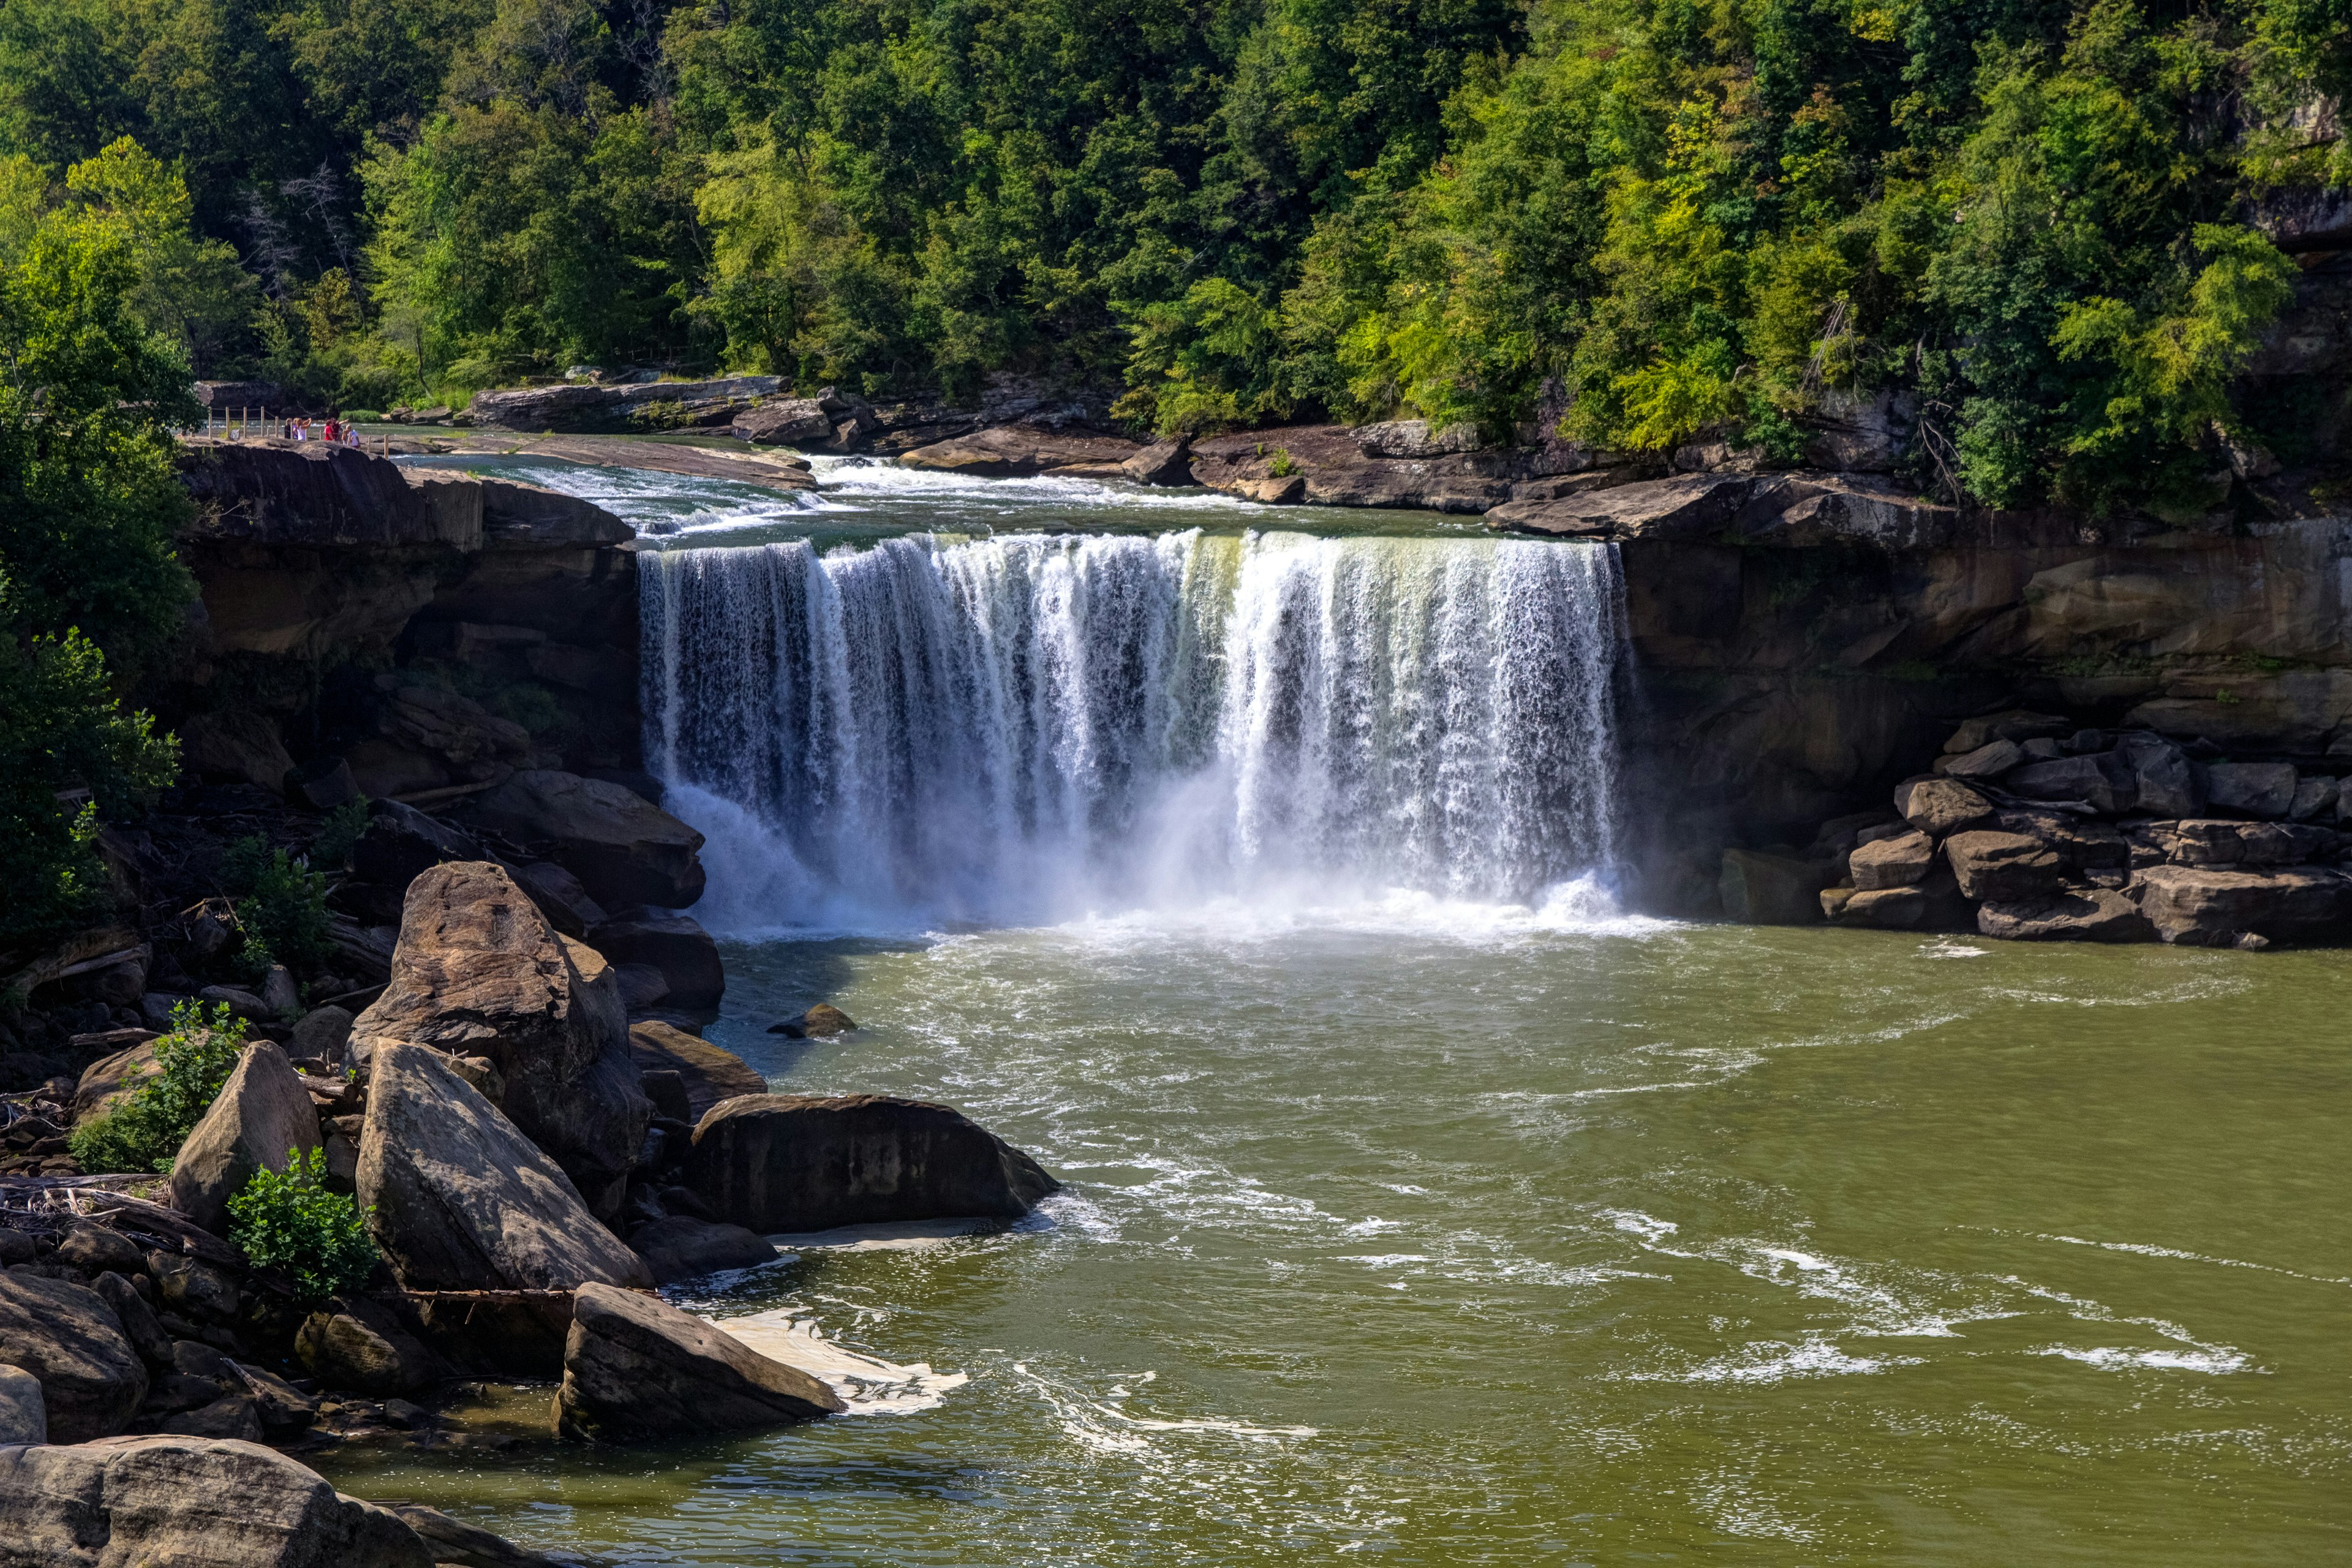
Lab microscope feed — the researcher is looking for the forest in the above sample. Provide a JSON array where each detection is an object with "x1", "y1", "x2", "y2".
[{"x1": 2, "y1": 0, "x2": 2348, "y2": 507}]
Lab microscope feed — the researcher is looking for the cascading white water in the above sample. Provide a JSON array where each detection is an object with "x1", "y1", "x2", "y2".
[{"x1": 641, "y1": 530, "x2": 1625, "y2": 927}]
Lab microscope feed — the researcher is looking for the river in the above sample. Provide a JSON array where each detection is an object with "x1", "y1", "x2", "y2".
[{"x1": 323, "y1": 451, "x2": 2352, "y2": 1565}]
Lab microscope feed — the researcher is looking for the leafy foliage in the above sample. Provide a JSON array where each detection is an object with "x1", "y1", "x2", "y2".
[
  {"x1": 309, "y1": 797, "x2": 371, "y2": 870},
  {"x1": 228, "y1": 1145, "x2": 380, "y2": 1303},
  {"x1": 221, "y1": 834, "x2": 333, "y2": 975},
  {"x1": 0, "y1": 0, "x2": 2340, "y2": 510},
  {"x1": 67, "y1": 1001, "x2": 247, "y2": 1174}
]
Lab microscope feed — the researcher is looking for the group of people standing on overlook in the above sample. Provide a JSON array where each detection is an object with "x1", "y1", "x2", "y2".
[{"x1": 280, "y1": 415, "x2": 364, "y2": 445}]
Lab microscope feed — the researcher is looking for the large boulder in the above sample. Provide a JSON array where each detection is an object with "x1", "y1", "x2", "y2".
[
  {"x1": 896, "y1": 424, "x2": 1139, "y2": 477},
  {"x1": 587, "y1": 911, "x2": 724, "y2": 1011},
  {"x1": 2132, "y1": 865, "x2": 2351, "y2": 946},
  {"x1": 2204, "y1": 761, "x2": 2299, "y2": 819},
  {"x1": 1849, "y1": 829, "x2": 1932, "y2": 890},
  {"x1": 1717, "y1": 849, "x2": 1829, "y2": 923},
  {"x1": 0, "y1": 1435, "x2": 432, "y2": 1567},
  {"x1": 350, "y1": 862, "x2": 649, "y2": 1212},
  {"x1": 168, "y1": 1042, "x2": 323, "y2": 1235},
  {"x1": 357, "y1": 1043, "x2": 652, "y2": 1292},
  {"x1": 0, "y1": 1273, "x2": 147, "y2": 1442},
  {"x1": 686, "y1": 1094, "x2": 1060, "y2": 1234},
  {"x1": 1943, "y1": 831, "x2": 2067, "y2": 903},
  {"x1": 2005, "y1": 753, "x2": 2133, "y2": 813},
  {"x1": 732, "y1": 399, "x2": 835, "y2": 445},
  {"x1": 179, "y1": 712, "x2": 298, "y2": 794},
  {"x1": 1894, "y1": 776, "x2": 1994, "y2": 836},
  {"x1": 469, "y1": 771, "x2": 707, "y2": 910},
  {"x1": 554, "y1": 1283, "x2": 842, "y2": 1442},
  {"x1": 1121, "y1": 436, "x2": 1193, "y2": 485},
  {"x1": 0, "y1": 1365, "x2": 45, "y2": 1445},
  {"x1": 2112, "y1": 733, "x2": 2204, "y2": 817},
  {"x1": 628, "y1": 1022, "x2": 766, "y2": 1121}
]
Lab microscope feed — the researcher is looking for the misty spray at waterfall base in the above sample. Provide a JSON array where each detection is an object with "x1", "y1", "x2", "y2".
[{"x1": 642, "y1": 530, "x2": 1627, "y2": 931}]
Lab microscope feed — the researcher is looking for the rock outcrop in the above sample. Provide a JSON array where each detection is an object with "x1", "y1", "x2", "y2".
[
  {"x1": 468, "y1": 771, "x2": 707, "y2": 911},
  {"x1": 686, "y1": 1094, "x2": 1059, "y2": 1234},
  {"x1": 554, "y1": 1283, "x2": 842, "y2": 1441},
  {"x1": 470, "y1": 375, "x2": 785, "y2": 433},
  {"x1": 0, "y1": 1436, "x2": 435, "y2": 1568},
  {"x1": 350, "y1": 862, "x2": 649, "y2": 1210},
  {"x1": 358, "y1": 1042, "x2": 652, "y2": 1291},
  {"x1": 897, "y1": 424, "x2": 1140, "y2": 477},
  {"x1": 0, "y1": 1273, "x2": 147, "y2": 1442},
  {"x1": 167, "y1": 1041, "x2": 322, "y2": 1234}
]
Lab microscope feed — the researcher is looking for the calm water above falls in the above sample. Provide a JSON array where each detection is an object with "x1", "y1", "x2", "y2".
[{"x1": 334, "y1": 459, "x2": 2352, "y2": 1564}]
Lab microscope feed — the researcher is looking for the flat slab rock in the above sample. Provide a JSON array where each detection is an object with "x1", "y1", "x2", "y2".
[{"x1": 556, "y1": 1282, "x2": 843, "y2": 1441}]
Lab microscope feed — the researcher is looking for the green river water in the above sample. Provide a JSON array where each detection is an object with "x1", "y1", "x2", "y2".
[
  {"x1": 318, "y1": 916, "x2": 2352, "y2": 1565},
  {"x1": 320, "y1": 453, "x2": 2351, "y2": 1564}
]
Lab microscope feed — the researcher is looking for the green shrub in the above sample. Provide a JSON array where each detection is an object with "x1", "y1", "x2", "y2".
[
  {"x1": 227, "y1": 1146, "x2": 379, "y2": 1303},
  {"x1": 221, "y1": 835, "x2": 331, "y2": 973},
  {"x1": 309, "y1": 797, "x2": 371, "y2": 871},
  {"x1": 68, "y1": 1001, "x2": 247, "y2": 1174}
]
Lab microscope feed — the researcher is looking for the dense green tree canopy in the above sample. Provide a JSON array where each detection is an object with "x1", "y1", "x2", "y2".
[{"x1": 1, "y1": 0, "x2": 2346, "y2": 509}]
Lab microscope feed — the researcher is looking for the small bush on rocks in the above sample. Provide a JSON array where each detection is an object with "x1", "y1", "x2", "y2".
[
  {"x1": 308, "y1": 797, "x2": 370, "y2": 870},
  {"x1": 228, "y1": 1146, "x2": 379, "y2": 1302},
  {"x1": 68, "y1": 1000, "x2": 247, "y2": 1173},
  {"x1": 222, "y1": 835, "x2": 330, "y2": 973}
]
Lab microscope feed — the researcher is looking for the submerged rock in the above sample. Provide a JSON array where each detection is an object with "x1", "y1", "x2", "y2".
[
  {"x1": 686, "y1": 1093, "x2": 1060, "y2": 1234},
  {"x1": 555, "y1": 1282, "x2": 843, "y2": 1441},
  {"x1": 766, "y1": 1003, "x2": 855, "y2": 1038}
]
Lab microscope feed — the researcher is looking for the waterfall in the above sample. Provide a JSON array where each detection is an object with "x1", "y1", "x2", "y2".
[{"x1": 641, "y1": 530, "x2": 1625, "y2": 926}]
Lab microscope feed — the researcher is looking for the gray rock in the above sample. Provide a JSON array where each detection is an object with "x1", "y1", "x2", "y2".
[
  {"x1": 168, "y1": 1041, "x2": 323, "y2": 1235},
  {"x1": 290, "y1": 1005, "x2": 355, "y2": 1068},
  {"x1": 0, "y1": 1434, "x2": 434, "y2": 1567},
  {"x1": 2005, "y1": 753, "x2": 2133, "y2": 813},
  {"x1": 352, "y1": 799, "x2": 482, "y2": 892},
  {"x1": 2206, "y1": 761, "x2": 2300, "y2": 819},
  {"x1": 627, "y1": 1216, "x2": 779, "y2": 1284},
  {"x1": 391, "y1": 1505, "x2": 562, "y2": 1568},
  {"x1": 0, "y1": 1272, "x2": 147, "y2": 1441},
  {"x1": 687, "y1": 1094, "x2": 1059, "y2": 1234},
  {"x1": 198, "y1": 985, "x2": 274, "y2": 1022},
  {"x1": 149, "y1": 1251, "x2": 241, "y2": 1322},
  {"x1": 91, "y1": 1272, "x2": 173, "y2": 1368},
  {"x1": 2290, "y1": 775, "x2": 2340, "y2": 821},
  {"x1": 733, "y1": 399, "x2": 835, "y2": 445},
  {"x1": 2113, "y1": 733, "x2": 2204, "y2": 818},
  {"x1": 162, "y1": 1391, "x2": 265, "y2": 1442},
  {"x1": 55, "y1": 1221, "x2": 144, "y2": 1276},
  {"x1": 358, "y1": 1042, "x2": 651, "y2": 1292},
  {"x1": 1830, "y1": 886, "x2": 1929, "y2": 928},
  {"x1": 1978, "y1": 888, "x2": 2156, "y2": 942},
  {"x1": 1849, "y1": 829, "x2": 1932, "y2": 890},
  {"x1": 293, "y1": 1297, "x2": 442, "y2": 1397},
  {"x1": 469, "y1": 770, "x2": 707, "y2": 911},
  {"x1": 2168, "y1": 819, "x2": 2335, "y2": 867},
  {"x1": 1940, "y1": 739, "x2": 2022, "y2": 779},
  {"x1": 260, "y1": 965, "x2": 301, "y2": 1019},
  {"x1": 555, "y1": 1282, "x2": 842, "y2": 1442},
  {"x1": 1894, "y1": 776, "x2": 1994, "y2": 837},
  {"x1": 1942, "y1": 710, "x2": 2071, "y2": 754},
  {"x1": 2132, "y1": 864, "x2": 2350, "y2": 945},
  {"x1": 628, "y1": 1022, "x2": 766, "y2": 1123},
  {"x1": 0, "y1": 1363, "x2": 45, "y2": 1445},
  {"x1": 352, "y1": 863, "x2": 649, "y2": 1214},
  {"x1": 586, "y1": 911, "x2": 724, "y2": 1011},
  {"x1": 1718, "y1": 849, "x2": 1830, "y2": 924},
  {"x1": 227, "y1": 1361, "x2": 320, "y2": 1436},
  {"x1": 513, "y1": 861, "x2": 608, "y2": 938},
  {"x1": 1992, "y1": 809, "x2": 2130, "y2": 870},
  {"x1": 1944, "y1": 831, "x2": 2068, "y2": 903}
]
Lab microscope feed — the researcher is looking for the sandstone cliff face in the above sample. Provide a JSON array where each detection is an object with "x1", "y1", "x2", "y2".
[
  {"x1": 170, "y1": 439, "x2": 643, "y2": 792},
  {"x1": 1562, "y1": 473, "x2": 2352, "y2": 912}
]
